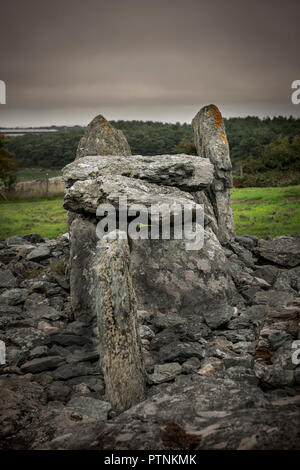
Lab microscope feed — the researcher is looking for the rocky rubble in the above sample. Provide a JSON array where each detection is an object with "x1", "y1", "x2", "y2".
[
  {"x1": 0, "y1": 231, "x2": 299, "y2": 449},
  {"x1": 0, "y1": 105, "x2": 299, "y2": 449}
]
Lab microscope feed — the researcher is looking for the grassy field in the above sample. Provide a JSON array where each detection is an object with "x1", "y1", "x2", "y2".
[
  {"x1": 0, "y1": 197, "x2": 67, "y2": 239},
  {"x1": 0, "y1": 186, "x2": 299, "y2": 240},
  {"x1": 16, "y1": 168, "x2": 62, "y2": 182},
  {"x1": 231, "y1": 185, "x2": 300, "y2": 238}
]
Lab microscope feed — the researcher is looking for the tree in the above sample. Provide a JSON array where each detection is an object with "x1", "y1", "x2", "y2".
[
  {"x1": 172, "y1": 137, "x2": 197, "y2": 155},
  {"x1": 0, "y1": 134, "x2": 17, "y2": 188}
]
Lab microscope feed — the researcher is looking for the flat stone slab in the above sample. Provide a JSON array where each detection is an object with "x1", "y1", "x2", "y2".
[
  {"x1": 64, "y1": 174, "x2": 199, "y2": 217},
  {"x1": 62, "y1": 154, "x2": 214, "y2": 191}
]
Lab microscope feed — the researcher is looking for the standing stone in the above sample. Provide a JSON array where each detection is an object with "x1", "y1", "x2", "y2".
[
  {"x1": 70, "y1": 218, "x2": 97, "y2": 320},
  {"x1": 76, "y1": 114, "x2": 131, "y2": 160},
  {"x1": 92, "y1": 231, "x2": 146, "y2": 413},
  {"x1": 69, "y1": 114, "x2": 131, "y2": 231},
  {"x1": 192, "y1": 104, "x2": 235, "y2": 242}
]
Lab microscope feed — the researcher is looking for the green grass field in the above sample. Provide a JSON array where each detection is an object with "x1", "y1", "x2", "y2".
[
  {"x1": 0, "y1": 186, "x2": 299, "y2": 240},
  {"x1": 16, "y1": 168, "x2": 62, "y2": 182}
]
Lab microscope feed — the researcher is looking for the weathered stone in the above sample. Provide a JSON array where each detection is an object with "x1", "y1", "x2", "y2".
[
  {"x1": 203, "y1": 303, "x2": 234, "y2": 329},
  {"x1": 64, "y1": 173, "x2": 198, "y2": 216},
  {"x1": 130, "y1": 228, "x2": 233, "y2": 316},
  {"x1": 92, "y1": 231, "x2": 146, "y2": 412},
  {"x1": 148, "y1": 363, "x2": 182, "y2": 384},
  {"x1": 181, "y1": 357, "x2": 202, "y2": 374},
  {"x1": 52, "y1": 362, "x2": 94, "y2": 380},
  {"x1": 20, "y1": 356, "x2": 63, "y2": 373},
  {"x1": 47, "y1": 382, "x2": 71, "y2": 402},
  {"x1": 75, "y1": 114, "x2": 131, "y2": 160},
  {"x1": 0, "y1": 288, "x2": 27, "y2": 305},
  {"x1": 64, "y1": 154, "x2": 214, "y2": 190},
  {"x1": 192, "y1": 104, "x2": 235, "y2": 242},
  {"x1": 197, "y1": 358, "x2": 223, "y2": 376},
  {"x1": 26, "y1": 246, "x2": 51, "y2": 262},
  {"x1": 5, "y1": 236, "x2": 26, "y2": 246},
  {"x1": 256, "y1": 235, "x2": 300, "y2": 267},
  {"x1": 0, "y1": 269, "x2": 17, "y2": 288},
  {"x1": 69, "y1": 218, "x2": 98, "y2": 320},
  {"x1": 158, "y1": 341, "x2": 205, "y2": 363},
  {"x1": 66, "y1": 396, "x2": 111, "y2": 421}
]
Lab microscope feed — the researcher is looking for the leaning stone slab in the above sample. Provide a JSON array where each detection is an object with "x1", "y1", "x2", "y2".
[
  {"x1": 92, "y1": 231, "x2": 146, "y2": 413},
  {"x1": 63, "y1": 154, "x2": 214, "y2": 191}
]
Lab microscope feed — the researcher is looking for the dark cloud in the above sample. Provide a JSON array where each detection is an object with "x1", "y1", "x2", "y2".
[{"x1": 1, "y1": 0, "x2": 299, "y2": 125}]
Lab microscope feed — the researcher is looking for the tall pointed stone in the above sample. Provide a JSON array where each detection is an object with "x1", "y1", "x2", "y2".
[
  {"x1": 192, "y1": 104, "x2": 235, "y2": 242},
  {"x1": 76, "y1": 114, "x2": 131, "y2": 159}
]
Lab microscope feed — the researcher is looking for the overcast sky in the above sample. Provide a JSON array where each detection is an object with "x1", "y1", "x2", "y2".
[{"x1": 0, "y1": 0, "x2": 299, "y2": 126}]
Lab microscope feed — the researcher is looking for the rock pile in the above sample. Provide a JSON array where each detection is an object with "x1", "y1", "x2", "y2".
[{"x1": 0, "y1": 105, "x2": 299, "y2": 449}]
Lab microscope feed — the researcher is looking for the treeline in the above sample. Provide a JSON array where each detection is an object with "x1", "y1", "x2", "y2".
[{"x1": 6, "y1": 116, "x2": 300, "y2": 186}]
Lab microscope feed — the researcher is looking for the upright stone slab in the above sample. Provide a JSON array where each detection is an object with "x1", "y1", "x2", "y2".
[
  {"x1": 70, "y1": 218, "x2": 97, "y2": 320},
  {"x1": 192, "y1": 104, "x2": 235, "y2": 242},
  {"x1": 92, "y1": 231, "x2": 146, "y2": 413},
  {"x1": 76, "y1": 114, "x2": 131, "y2": 159},
  {"x1": 69, "y1": 114, "x2": 132, "y2": 231}
]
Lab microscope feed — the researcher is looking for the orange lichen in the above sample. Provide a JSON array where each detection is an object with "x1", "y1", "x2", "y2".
[
  {"x1": 220, "y1": 131, "x2": 227, "y2": 144},
  {"x1": 207, "y1": 105, "x2": 223, "y2": 128},
  {"x1": 207, "y1": 105, "x2": 227, "y2": 143}
]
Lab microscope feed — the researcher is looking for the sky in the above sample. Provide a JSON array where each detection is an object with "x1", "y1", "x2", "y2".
[{"x1": 0, "y1": 0, "x2": 299, "y2": 126}]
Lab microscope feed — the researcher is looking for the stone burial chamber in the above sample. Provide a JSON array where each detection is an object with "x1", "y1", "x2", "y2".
[
  {"x1": 62, "y1": 104, "x2": 237, "y2": 412},
  {"x1": 1, "y1": 106, "x2": 299, "y2": 450}
]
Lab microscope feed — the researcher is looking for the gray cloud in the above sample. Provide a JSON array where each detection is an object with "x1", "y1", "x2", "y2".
[{"x1": 1, "y1": 0, "x2": 299, "y2": 125}]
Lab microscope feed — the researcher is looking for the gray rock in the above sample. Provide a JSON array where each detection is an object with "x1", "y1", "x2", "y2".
[
  {"x1": 64, "y1": 173, "x2": 199, "y2": 216},
  {"x1": 253, "y1": 290, "x2": 294, "y2": 307},
  {"x1": 192, "y1": 104, "x2": 235, "y2": 242},
  {"x1": 203, "y1": 303, "x2": 234, "y2": 329},
  {"x1": 158, "y1": 341, "x2": 206, "y2": 363},
  {"x1": 0, "y1": 288, "x2": 28, "y2": 305},
  {"x1": 5, "y1": 236, "x2": 26, "y2": 246},
  {"x1": 64, "y1": 154, "x2": 214, "y2": 191},
  {"x1": 269, "y1": 331, "x2": 292, "y2": 350},
  {"x1": 20, "y1": 356, "x2": 63, "y2": 373},
  {"x1": 256, "y1": 235, "x2": 300, "y2": 267},
  {"x1": 26, "y1": 246, "x2": 51, "y2": 262},
  {"x1": 66, "y1": 396, "x2": 111, "y2": 421},
  {"x1": 92, "y1": 231, "x2": 146, "y2": 413},
  {"x1": 52, "y1": 362, "x2": 94, "y2": 380},
  {"x1": 0, "y1": 269, "x2": 17, "y2": 288},
  {"x1": 75, "y1": 114, "x2": 131, "y2": 160},
  {"x1": 181, "y1": 357, "x2": 202, "y2": 374},
  {"x1": 69, "y1": 218, "x2": 98, "y2": 320},
  {"x1": 47, "y1": 383, "x2": 71, "y2": 402},
  {"x1": 255, "y1": 363, "x2": 294, "y2": 387},
  {"x1": 253, "y1": 265, "x2": 279, "y2": 285},
  {"x1": 150, "y1": 313, "x2": 187, "y2": 332},
  {"x1": 223, "y1": 355, "x2": 253, "y2": 369},
  {"x1": 148, "y1": 363, "x2": 182, "y2": 384},
  {"x1": 29, "y1": 346, "x2": 49, "y2": 359},
  {"x1": 235, "y1": 235, "x2": 256, "y2": 250},
  {"x1": 130, "y1": 228, "x2": 234, "y2": 317}
]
